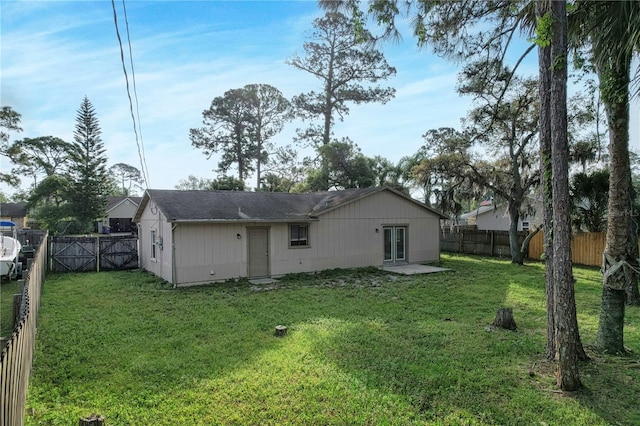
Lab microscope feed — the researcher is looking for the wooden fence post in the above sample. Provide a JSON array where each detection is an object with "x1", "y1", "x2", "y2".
[
  {"x1": 95, "y1": 236, "x2": 100, "y2": 273},
  {"x1": 490, "y1": 231, "x2": 495, "y2": 257},
  {"x1": 12, "y1": 293, "x2": 22, "y2": 329},
  {"x1": 12, "y1": 280, "x2": 25, "y2": 330}
]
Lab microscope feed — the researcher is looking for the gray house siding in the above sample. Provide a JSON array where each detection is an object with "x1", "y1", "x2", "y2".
[
  {"x1": 135, "y1": 188, "x2": 444, "y2": 286},
  {"x1": 137, "y1": 203, "x2": 174, "y2": 283}
]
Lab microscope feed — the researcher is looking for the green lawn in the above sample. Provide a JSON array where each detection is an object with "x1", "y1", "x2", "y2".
[
  {"x1": 1, "y1": 278, "x2": 22, "y2": 339},
  {"x1": 26, "y1": 255, "x2": 640, "y2": 425}
]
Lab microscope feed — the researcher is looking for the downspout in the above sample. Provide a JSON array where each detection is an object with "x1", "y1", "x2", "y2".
[
  {"x1": 171, "y1": 223, "x2": 177, "y2": 288},
  {"x1": 136, "y1": 223, "x2": 141, "y2": 269}
]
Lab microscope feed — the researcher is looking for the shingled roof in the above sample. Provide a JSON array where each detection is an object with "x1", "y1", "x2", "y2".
[
  {"x1": 134, "y1": 187, "x2": 445, "y2": 223},
  {"x1": 0, "y1": 202, "x2": 27, "y2": 217}
]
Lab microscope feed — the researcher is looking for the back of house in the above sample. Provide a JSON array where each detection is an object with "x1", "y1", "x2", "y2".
[{"x1": 134, "y1": 187, "x2": 446, "y2": 286}]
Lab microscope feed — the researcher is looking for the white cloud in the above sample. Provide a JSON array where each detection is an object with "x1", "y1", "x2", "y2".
[{"x1": 3, "y1": 0, "x2": 637, "y2": 197}]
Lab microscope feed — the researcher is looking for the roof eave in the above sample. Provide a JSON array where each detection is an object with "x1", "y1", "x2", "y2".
[{"x1": 168, "y1": 217, "x2": 320, "y2": 224}]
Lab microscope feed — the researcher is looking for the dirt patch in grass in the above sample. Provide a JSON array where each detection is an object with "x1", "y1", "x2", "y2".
[{"x1": 251, "y1": 268, "x2": 412, "y2": 292}]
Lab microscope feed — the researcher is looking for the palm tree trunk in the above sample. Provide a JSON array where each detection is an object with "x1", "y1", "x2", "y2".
[
  {"x1": 626, "y1": 177, "x2": 640, "y2": 306},
  {"x1": 596, "y1": 54, "x2": 633, "y2": 353}
]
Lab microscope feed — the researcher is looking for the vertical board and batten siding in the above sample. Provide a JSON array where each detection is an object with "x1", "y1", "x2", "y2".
[
  {"x1": 173, "y1": 222, "x2": 246, "y2": 285},
  {"x1": 145, "y1": 189, "x2": 443, "y2": 286},
  {"x1": 269, "y1": 190, "x2": 441, "y2": 277},
  {"x1": 136, "y1": 204, "x2": 173, "y2": 283},
  {"x1": 472, "y1": 202, "x2": 544, "y2": 232},
  {"x1": 474, "y1": 206, "x2": 511, "y2": 231},
  {"x1": 108, "y1": 200, "x2": 138, "y2": 219}
]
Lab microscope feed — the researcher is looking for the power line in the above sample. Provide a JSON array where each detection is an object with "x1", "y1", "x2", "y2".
[
  {"x1": 111, "y1": 0, "x2": 151, "y2": 189},
  {"x1": 121, "y1": 0, "x2": 151, "y2": 188}
]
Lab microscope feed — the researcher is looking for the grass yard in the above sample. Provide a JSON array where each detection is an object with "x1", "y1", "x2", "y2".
[
  {"x1": 25, "y1": 255, "x2": 640, "y2": 425},
  {"x1": 1, "y1": 278, "x2": 22, "y2": 339}
]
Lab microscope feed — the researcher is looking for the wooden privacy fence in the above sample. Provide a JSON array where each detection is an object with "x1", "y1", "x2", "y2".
[
  {"x1": 49, "y1": 235, "x2": 138, "y2": 272},
  {"x1": 0, "y1": 232, "x2": 48, "y2": 426},
  {"x1": 440, "y1": 229, "x2": 527, "y2": 258},
  {"x1": 449, "y1": 230, "x2": 627, "y2": 267},
  {"x1": 16, "y1": 230, "x2": 47, "y2": 250},
  {"x1": 527, "y1": 231, "x2": 614, "y2": 267}
]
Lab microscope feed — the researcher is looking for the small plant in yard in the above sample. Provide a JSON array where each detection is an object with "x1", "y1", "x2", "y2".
[{"x1": 25, "y1": 256, "x2": 639, "y2": 425}]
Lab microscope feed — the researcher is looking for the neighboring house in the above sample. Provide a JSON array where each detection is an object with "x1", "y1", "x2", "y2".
[
  {"x1": 133, "y1": 187, "x2": 447, "y2": 287},
  {"x1": 99, "y1": 196, "x2": 142, "y2": 234},
  {"x1": 460, "y1": 200, "x2": 543, "y2": 232},
  {"x1": 0, "y1": 202, "x2": 27, "y2": 230}
]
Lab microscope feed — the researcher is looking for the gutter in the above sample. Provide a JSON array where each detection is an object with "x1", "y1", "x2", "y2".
[{"x1": 167, "y1": 218, "x2": 320, "y2": 224}]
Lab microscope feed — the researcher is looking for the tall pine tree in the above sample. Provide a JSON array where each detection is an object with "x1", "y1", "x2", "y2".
[
  {"x1": 288, "y1": 12, "x2": 395, "y2": 189},
  {"x1": 68, "y1": 96, "x2": 109, "y2": 232}
]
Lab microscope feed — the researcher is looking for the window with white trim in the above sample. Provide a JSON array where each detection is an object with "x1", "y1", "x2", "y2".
[
  {"x1": 289, "y1": 224, "x2": 309, "y2": 247},
  {"x1": 150, "y1": 229, "x2": 157, "y2": 259}
]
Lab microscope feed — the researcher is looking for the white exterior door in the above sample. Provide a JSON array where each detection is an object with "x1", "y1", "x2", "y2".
[
  {"x1": 248, "y1": 227, "x2": 270, "y2": 278},
  {"x1": 383, "y1": 226, "x2": 407, "y2": 263}
]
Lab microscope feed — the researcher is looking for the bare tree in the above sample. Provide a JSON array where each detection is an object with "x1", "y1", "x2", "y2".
[{"x1": 109, "y1": 163, "x2": 143, "y2": 196}]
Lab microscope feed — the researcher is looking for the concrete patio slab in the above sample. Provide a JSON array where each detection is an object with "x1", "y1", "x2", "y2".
[{"x1": 381, "y1": 264, "x2": 450, "y2": 275}]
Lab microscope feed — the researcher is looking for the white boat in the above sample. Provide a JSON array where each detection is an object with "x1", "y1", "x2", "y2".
[{"x1": 0, "y1": 221, "x2": 22, "y2": 279}]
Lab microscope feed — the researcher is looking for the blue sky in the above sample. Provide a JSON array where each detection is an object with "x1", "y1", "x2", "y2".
[{"x1": 2, "y1": 0, "x2": 639, "y2": 195}]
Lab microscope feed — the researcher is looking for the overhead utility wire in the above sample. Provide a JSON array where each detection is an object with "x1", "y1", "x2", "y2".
[
  {"x1": 111, "y1": 0, "x2": 151, "y2": 189},
  {"x1": 121, "y1": 0, "x2": 151, "y2": 188}
]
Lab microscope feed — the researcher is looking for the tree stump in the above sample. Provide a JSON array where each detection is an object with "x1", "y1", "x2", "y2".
[
  {"x1": 79, "y1": 414, "x2": 105, "y2": 426},
  {"x1": 274, "y1": 325, "x2": 287, "y2": 337},
  {"x1": 492, "y1": 307, "x2": 517, "y2": 330}
]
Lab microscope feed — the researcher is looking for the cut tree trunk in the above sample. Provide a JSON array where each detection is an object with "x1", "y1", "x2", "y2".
[
  {"x1": 79, "y1": 414, "x2": 105, "y2": 426},
  {"x1": 492, "y1": 307, "x2": 517, "y2": 330},
  {"x1": 274, "y1": 325, "x2": 288, "y2": 337}
]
